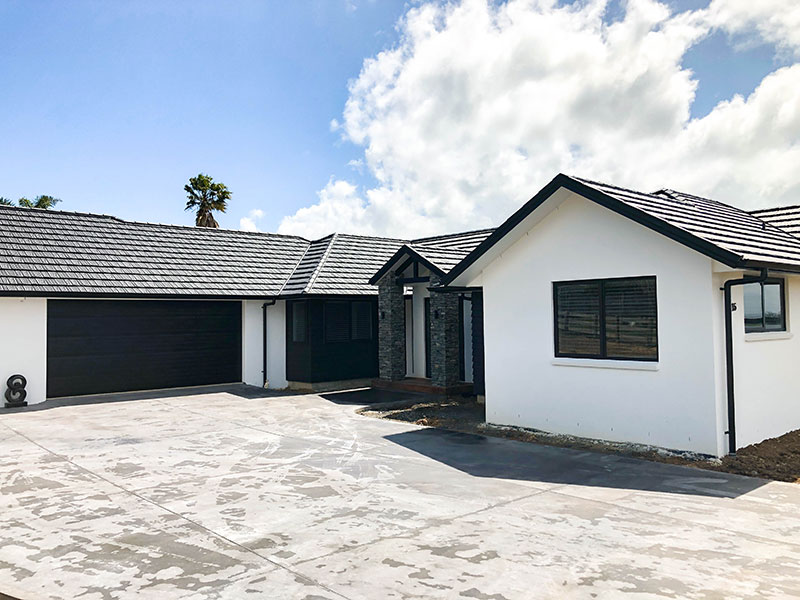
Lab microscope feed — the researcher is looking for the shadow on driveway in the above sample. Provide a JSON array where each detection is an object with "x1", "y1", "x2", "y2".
[
  {"x1": 319, "y1": 387, "x2": 429, "y2": 405},
  {"x1": 3, "y1": 383, "x2": 297, "y2": 413},
  {"x1": 384, "y1": 427, "x2": 768, "y2": 498}
]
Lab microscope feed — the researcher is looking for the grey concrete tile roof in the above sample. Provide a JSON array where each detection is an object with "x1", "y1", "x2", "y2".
[
  {"x1": 0, "y1": 206, "x2": 486, "y2": 298},
  {"x1": 0, "y1": 205, "x2": 310, "y2": 297},
  {"x1": 282, "y1": 233, "x2": 407, "y2": 295},
  {"x1": 576, "y1": 177, "x2": 800, "y2": 269},
  {"x1": 411, "y1": 229, "x2": 495, "y2": 273},
  {"x1": 748, "y1": 205, "x2": 800, "y2": 236}
]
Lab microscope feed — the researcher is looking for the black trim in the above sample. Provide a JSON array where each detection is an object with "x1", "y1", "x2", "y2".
[
  {"x1": 471, "y1": 291, "x2": 485, "y2": 395},
  {"x1": 369, "y1": 245, "x2": 446, "y2": 285},
  {"x1": 553, "y1": 275, "x2": 658, "y2": 362},
  {"x1": 442, "y1": 173, "x2": 752, "y2": 286},
  {"x1": 424, "y1": 297, "x2": 431, "y2": 378},
  {"x1": 458, "y1": 295, "x2": 466, "y2": 382},
  {"x1": 396, "y1": 276, "x2": 430, "y2": 284},
  {"x1": 0, "y1": 291, "x2": 279, "y2": 300},
  {"x1": 396, "y1": 257, "x2": 415, "y2": 276},
  {"x1": 428, "y1": 286, "x2": 483, "y2": 294},
  {"x1": 722, "y1": 269, "x2": 769, "y2": 454},
  {"x1": 262, "y1": 299, "x2": 276, "y2": 387}
]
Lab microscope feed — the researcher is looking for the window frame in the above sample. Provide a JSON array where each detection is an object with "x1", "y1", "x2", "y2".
[
  {"x1": 553, "y1": 275, "x2": 658, "y2": 362},
  {"x1": 290, "y1": 300, "x2": 308, "y2": 344},
  {"x1": 323, "y1": 300, "x2": 351, "y2": 344},
  {"x1": 350, "y1": 300, "x2": 373, "y2": 341},
  {"x1": 743, "y1": 278, "x2": 786, "y2": 334}
]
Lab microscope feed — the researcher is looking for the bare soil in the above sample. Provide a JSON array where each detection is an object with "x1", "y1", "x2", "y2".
[{"x1": 359, "y1": 399, "x2": 800, "y2": 483}]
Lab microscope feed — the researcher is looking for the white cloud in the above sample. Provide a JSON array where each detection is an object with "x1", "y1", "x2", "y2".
[
  {"x1": 239, "y1": 208, "x2": 265, "y2": 232},
  {"x1": 707, "y1": 0, "x2": 800, "y2": 57},
  {"x1": 279, "y1": 0, "x2": 800, "y2": 238}
]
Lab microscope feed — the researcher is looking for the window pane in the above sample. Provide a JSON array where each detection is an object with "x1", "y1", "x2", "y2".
[
  {"x1": 324, "y1": 301, "x2": 350, "y2": 342},
  {"x1": 351, "y1": 301, "x2": 373, "y2": 340},
  {"x1": 604, "y1": 278, "x2": 657, "y2": 359},
  {"x1": 743, "y1": 283, "x2": 763, "y2": 333},
  {"x1": 556, "y1": 282, "x2": 601, "y2": 356},
  {"x1": 292, "y1": 302, "x2": 307, "y2": 343},
  {"x1": 763, "y1": 283, "x2": 784, "y2": 331}
]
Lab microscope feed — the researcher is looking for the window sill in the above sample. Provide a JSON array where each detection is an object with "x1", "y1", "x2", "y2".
[
  {"x1": 744, "y1": 331, "x2": 793, "y2": 342},
  {"x1": 551, "y1": 358, "x2": 659, "y2": 371}
]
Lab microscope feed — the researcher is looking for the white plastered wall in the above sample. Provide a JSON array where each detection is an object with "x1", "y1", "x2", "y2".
[
  {"x1": 722, "y1": 272, "x2": 800, "y2": 449},
  {"x1": 410, "y1": 284, "x2": 430, "y2": 377},
  {"x1": 241, "y1": 300, "x2": 287, "y2": 389},
  {"x1": 462, "y1": 295, "x2": 473, "y2": 383},
  {"x1": 471, "y1": 192, "x2": 723, "y2": 455},
  {"x1": 0, "y1": 298, "x2": 47, "y2": 405},
  {"x1": 405, "y1": 297, "x2": 414, "y2": 377}
]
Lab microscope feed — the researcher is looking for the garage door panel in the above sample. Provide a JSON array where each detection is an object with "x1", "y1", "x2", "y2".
[{"x1": 47, "y1": 300, "x2": 242, "y2": 398}]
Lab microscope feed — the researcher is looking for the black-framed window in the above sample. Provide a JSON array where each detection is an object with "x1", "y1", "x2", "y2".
[
  {"x1": 324, "y1": 301, "x2": 350, "y2": 343},
  {"x1": 554, "y1": 276, "x2": 658, "y2": 361},
  {"x1": 743, "y1": 280, "x2": 786, "y2": 333},
  {"x1": 324, "y1": 300, "x2": 375, "y2": 343},
  {"x1": 291, "y1": 301, "x2": 307, "y2": 343},
  {"x1": 351, "y1": 301, "x2": 373, "y2": 341}
]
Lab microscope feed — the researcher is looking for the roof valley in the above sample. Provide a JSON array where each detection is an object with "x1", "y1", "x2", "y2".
[{"x1": 304, "y1": 233, "x2": 338, "y2": 294}]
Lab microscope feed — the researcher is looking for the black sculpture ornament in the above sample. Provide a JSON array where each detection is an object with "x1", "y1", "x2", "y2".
[{"x1": 5, "y1": 374, "x2": 27, "y2": 408}]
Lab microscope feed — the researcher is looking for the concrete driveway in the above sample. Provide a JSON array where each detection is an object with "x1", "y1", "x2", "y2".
[{"x1": 0, "y1": 386, "x2": 798, "y2": 600}]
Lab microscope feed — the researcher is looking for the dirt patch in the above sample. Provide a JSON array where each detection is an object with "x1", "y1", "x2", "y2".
[{"x1": 359, "y1": 399, "x2": 800, "y2": 483}]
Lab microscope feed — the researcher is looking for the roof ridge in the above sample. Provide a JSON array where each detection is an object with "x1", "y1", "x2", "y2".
[
  {"x1": 304, "y1": 233, "x2": 339, "y2": 293},
  {"x1": 749, "y1": 204, "x2": 800, "y2": 214},
  {"x1": 0, "y1": 203, "x2": 311, "y2": 242},
  {"x1": 329, "y1": 232, "x2": 409, "y2": 243},
  {"x1": 649, "y1": 188, "x2": 800, "y2": 242},
  {"x1": 571, "y1": 175, "x2": 659, "y2": 198},
  {"x1": 411, "y1": 227, "x2": 496, "y2": 244}
]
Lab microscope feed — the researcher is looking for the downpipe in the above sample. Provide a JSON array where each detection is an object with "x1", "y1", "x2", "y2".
[
  {"x1": 722, "y1": 268, "x2": 768, "y2": 455},
  {"x1": 262, "y1": 300, "x2": 277, "y2": 388}
]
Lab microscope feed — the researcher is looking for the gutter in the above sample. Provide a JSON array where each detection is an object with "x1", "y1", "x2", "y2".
[
  {"x1": 262, "y1": 299, "x2": 277, "y2": 387},
  {"x1": 721, "y1": 268, "x2": 768, "y2": 454}
]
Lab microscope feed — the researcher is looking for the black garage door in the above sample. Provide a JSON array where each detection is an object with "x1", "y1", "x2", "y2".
[{"x1": 47, "y1": 300, "x2": 242, "y2": 398}]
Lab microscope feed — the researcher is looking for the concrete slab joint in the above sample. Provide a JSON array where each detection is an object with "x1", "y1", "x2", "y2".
[{"x1": 378, "y1": 272, "x2": 406, "y2": 381}]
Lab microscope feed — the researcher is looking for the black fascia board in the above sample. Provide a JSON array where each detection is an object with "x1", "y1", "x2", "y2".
[
  {"x1": 428, "y1": 285, "x2": 482, "y2": 293},
  {"x1": 368, "y1": 245, "x2": 446, "y2": 285},
  {"x1": 0, "y1": 291, "x2": 381, "y2": 300},
  {"x1": 738, "y1": 259, "x2": 800, "y2": 275},
  {"x1": 0, "y1": 290, "x2": 282, "y2": 300},
  {"x1": 441, "y1": 173, "x2": 746, "y2": 286}
]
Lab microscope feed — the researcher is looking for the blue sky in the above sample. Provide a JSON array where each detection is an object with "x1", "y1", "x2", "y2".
[{"x1": 0, "y1": 0, "x2": 791, "y2": 235}]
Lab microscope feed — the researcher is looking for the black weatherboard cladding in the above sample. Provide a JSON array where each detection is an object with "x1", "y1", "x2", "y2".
[
  {"x1": 286, "y1": 297, "x2": 379, "y2": 383},
  {"x1": 47, "y1": 300, "x2": 242, "y2": 397}
]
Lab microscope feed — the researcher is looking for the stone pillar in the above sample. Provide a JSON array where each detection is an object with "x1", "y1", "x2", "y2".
[
  {"x1": 430, "y1": 275, "x2": 461, "y2": 389},
  {"x1": 378, "y1": 273, "x2": 406, "y2": 381}
]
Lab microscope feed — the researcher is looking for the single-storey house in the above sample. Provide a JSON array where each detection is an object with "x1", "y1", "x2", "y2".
[
  {"x1": 2, "y1": 172, "x2": 800, "y2": 458},
  {"x1": 0, "y1": 206, "x2": 484, "y2": 403},
  {"x1": 433, "y1": 174, "x2": 800, "y2": 457}
]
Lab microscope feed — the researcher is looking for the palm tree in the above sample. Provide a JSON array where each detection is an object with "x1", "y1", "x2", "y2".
[
  {"x1": 0, "y1": 197, "x2": 13, "y2": 206},
  {"x1": 18, "y1": 195, "x2": 61, "y2": 209},
  {"x1": 184, "y1": 174, "x2": 231, "y2": 228}
]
